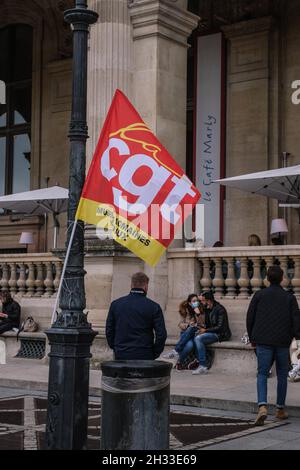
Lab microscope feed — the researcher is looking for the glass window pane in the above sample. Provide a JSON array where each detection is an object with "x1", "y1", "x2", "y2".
[
  {"x1": 0, "y1": 27, "x2": 10, "y2": 84},
  {"x1": 13, "y1": 84, "x2": 31, "y2": 125},
  {"x1": 0, "y1": 137, "x2": 5, "y2": 196},
  {"x1": 13, "y1": 134, "x2": 30, "y2": 193},
  {"x1": 0, "y1": 104, "x2": 6, "y2": 127}
]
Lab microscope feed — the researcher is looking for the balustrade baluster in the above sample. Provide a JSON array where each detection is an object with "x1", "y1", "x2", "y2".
[
  {"x1": 8, "y1": 262, "x2": 18, "y2": 295},
  {"x1": 17, "y1": 263, "x2": 26, "y2": 295},
  {"x1": 53, "y1": 261, "x2": 62, "y2": 295},
  {"x1": 35, "y1": 262, "x2": 45, "y2": 296},
  {"x1": 292, "y1": 256, "x2": 300, "y2": 297},
  {"x1": 263, "y1": 256, "x2": 274, "y2": 288},
  {"x1": 224, "y1": 257, "x2": 237, "y2": 298},
  {"x1": 250, "y1": 257, "x2": 262, "y2": 294},
  {"x1": 44, "y1": 262, "x2": 54, "y2": 297},
  {"x1": 26, "y1": 262, "x2": 36, "y2": 296},
  {"x1": 0, "y1": 263, "x2": 9, "y2": 292},
  {"x1": 212, "y1": 258, "x2": 224, "y2": 297},
  {"x1": 237, "y1": 257, "x2": 250, "y2": 298},
  {"x1": 280, "y1": 256, "x2": 290, "y2": 290},
  {"x1": 199, "y1": 258, "x2": 212, "y2": 292}
]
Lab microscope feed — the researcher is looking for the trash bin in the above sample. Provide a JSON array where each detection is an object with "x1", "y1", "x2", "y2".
[{"x1": 101, "y1": 360, "x2": 172, "y2": 450}]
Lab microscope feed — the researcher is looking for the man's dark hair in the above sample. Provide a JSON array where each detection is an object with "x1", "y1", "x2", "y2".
[
  {"x1": 201, "y1": 290, "x2": 215, "y2": 302},
  {"x1": 267, "y1": 266, "x2": 283, "y2": 285},
  {"x1": 131, "y1": 272, "x2": 149, "y2": 288}
]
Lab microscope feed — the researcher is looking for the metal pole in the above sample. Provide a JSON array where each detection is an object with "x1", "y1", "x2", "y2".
[
  {"x1": 45, "y1": 0, "x2": 98, "y2": 450},
  {"x1": 282, "y1": 152, "x2": 290, "y2": 238},
  {"x1": 50, "y1": 220, "x2": 78, "y2": 325}
]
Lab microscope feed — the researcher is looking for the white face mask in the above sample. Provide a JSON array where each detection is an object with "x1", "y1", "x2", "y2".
[{"x1": 191, "y1": 301, "x2": 200, "y2": 309}]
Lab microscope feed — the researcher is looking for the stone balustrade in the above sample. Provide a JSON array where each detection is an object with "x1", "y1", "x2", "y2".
[
  {"x1": 168, "y1": 246, "x2": 300, "y2": 299},
  {"x1": 0, "y1": 253, "x2": 63, "y2": 298}
]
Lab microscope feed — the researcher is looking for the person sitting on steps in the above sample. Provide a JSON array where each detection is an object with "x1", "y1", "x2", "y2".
[
  {"x1": 0, "y1": 291, "x2": 21, "y2": 334},
  {"x1": 192, "y1": 291, "x2": 232, "y2": 375},
  {"x1": 163, "y1": 294, "x2": 205, "y2": 361}
]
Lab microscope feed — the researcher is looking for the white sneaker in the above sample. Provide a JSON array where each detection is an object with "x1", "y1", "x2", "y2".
[
  {"x1": 192, "y1": 366, "x2": 208, "y2": 375},
  {"x1": 162, "y1": 349, "x2": 179, "y2": 359}
]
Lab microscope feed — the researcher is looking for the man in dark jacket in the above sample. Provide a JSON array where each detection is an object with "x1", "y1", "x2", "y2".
[
  {"x1": 192, "y1": 291, "x2": 231, "y2": 375},
  {"x1": 247, "y1": 265, "x2": 300, "y2": 426},
  {"x1": 0, "y1": 291, "x2": 21, "y2": 333},
  {"x1": 106, "y1": 272, "x2": 167, "y2": 360}
]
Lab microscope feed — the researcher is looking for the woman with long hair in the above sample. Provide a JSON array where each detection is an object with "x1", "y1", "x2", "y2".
[{"x1": 163, "y1": 294, "x2": 204, "y2": 361}]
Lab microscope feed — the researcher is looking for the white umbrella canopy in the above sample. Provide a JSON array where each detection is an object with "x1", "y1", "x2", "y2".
[
  {"x1": 215, "y1": 165, "x2": 300, "y2": 204},
  {"x1": 0, "y1": 186, "x2": 68, "y2": 215},
  {"x1": 0, "y1": 186, "x2": 69, "y2": 248}
]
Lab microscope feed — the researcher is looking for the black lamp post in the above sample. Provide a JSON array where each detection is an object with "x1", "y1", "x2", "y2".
[{"x1": 45, "y1": 0, "x2": 98, "y2": 450}]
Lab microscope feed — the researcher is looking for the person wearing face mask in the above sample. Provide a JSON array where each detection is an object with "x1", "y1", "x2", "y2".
[
  {"x1": 192, "y1": 290, "x2": 231, "y2": 375},
  {"x1": 162, "y1": 294, "x2": 204, "y2": 360}
]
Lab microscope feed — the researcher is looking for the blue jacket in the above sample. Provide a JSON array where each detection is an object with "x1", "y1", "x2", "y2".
[{"x1": 106, "y1": 288, "x2": 167, "y2": 360}]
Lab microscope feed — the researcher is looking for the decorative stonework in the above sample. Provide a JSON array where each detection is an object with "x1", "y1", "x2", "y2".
[
  {"x1": 0, "y1": 0, "x2": 74, "y2": 58},
  {"x1": 129, "y1": 0, "x2": 199, "y2": 46},
  {"x1": 222, "y1": 17, "x2": 275, "y2": 84},
  {"x1": 87, "y1": 0, "x2": 133, "y2": 159},
  {"x1": 47, "y1": 59, "x2": 72, "y2": 114},
  {"x1": 222, "y1": 15, "x2": 275, "y2": 38},
  {"x1": 189, "y1": 0, "x2": 281, "y2": 32}
]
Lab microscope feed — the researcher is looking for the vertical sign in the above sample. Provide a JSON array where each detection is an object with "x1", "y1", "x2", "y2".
[{"x1": 195, "y1": 33, "x2": 224, "y2": 247}]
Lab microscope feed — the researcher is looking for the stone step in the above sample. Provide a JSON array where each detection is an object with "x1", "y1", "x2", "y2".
[{"x1": 161, "y1": 341, "x2": 257, "y2": 375}]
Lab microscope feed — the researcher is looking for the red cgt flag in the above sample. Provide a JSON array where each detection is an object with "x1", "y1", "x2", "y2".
[{"x1": 76, "y1": 89, "x2": 200, "y2": 266}]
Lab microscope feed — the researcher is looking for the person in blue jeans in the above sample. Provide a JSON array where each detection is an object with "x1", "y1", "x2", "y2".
[
  {"x1": 247, "y1": 265, "x2": 300, "y2": 426},
  {"x1": 163, "y1": 294, "x2": 205, "y2": 360},
  {"x1": 191, "y1": 291, "x2": 231, "y2": 375}
]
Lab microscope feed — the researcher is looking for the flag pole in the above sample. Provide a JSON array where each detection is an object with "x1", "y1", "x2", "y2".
[{"x1": 51, "y1": 219, "x2": 78, "y2": 325}]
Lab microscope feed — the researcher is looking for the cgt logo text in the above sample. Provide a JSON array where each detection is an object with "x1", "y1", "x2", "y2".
[{"x1": 292, "y1": 80, "x2": 300, "y2": 105}]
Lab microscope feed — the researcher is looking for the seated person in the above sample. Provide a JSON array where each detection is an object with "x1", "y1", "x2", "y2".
[
  {"x1": 192, "y1": 291, "x2": 232, "y2": 375},
  {"x1": 163, "y1": 294, "x2": 204, "y2": 360},
  {"x1": 0, "y1": 291, "x2": 21, "y2": 334}
]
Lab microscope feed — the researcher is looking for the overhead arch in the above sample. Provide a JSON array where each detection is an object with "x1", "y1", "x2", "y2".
[{"x1": 0, "y1": 0, "x2": 74, "y2": 58}]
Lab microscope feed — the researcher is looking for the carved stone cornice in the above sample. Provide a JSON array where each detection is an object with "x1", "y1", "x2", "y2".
[
  {"x1": 222, "y1": 15, "x2": 275, "y2": 39},
  {"x1": 129, "y1": 0, "x2": 199, "y2": 46},
  {"x1": 189, "y1": 0, "x2": 281, "y2": 33}
]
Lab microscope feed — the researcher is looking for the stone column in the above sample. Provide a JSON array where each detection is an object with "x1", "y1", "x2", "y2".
[
  {"x1": 130, "y1": 0, "x2": 199, "y2": 315},
  {"x1": 87, "y1": 0, "x2": 133, "y2": 162},
  {"x1": 129, "y1": 0, "x2": 198, "y2": 171},
  {"x1": 222, "y1": 18, "x2": 276, "y2": 246},
  {"x1": 84, "y1": 1, "x2": 136, "y2": 331},
  {"x1": 85, "y1": 0, "x2": 132, "y2": 245}
]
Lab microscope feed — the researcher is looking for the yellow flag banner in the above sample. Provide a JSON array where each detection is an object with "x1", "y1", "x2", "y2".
[{"x1": 76, "y1": 90, "x2": 200, "y2": 266}]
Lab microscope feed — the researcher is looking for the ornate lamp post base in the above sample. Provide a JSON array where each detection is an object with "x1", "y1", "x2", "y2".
[{"x1": 46, "y1": 327, "x2": 97, "y2": 449}]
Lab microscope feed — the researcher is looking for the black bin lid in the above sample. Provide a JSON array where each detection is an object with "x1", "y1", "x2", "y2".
[{"x1": 101, "y1": 360, "x2": 172, "y2": 379}]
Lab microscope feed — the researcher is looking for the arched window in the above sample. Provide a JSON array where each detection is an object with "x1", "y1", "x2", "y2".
[{"x1": 0, "y1": 24, "x2": 32, "y2": 198}]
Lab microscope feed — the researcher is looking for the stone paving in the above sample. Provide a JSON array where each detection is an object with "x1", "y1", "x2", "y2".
[
  {"x1": 0, "y1": 390, "x2": 290, "y2": 450},
  {"x1": 0, "y1": 356, "x2": 300, "y2": 450}
]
